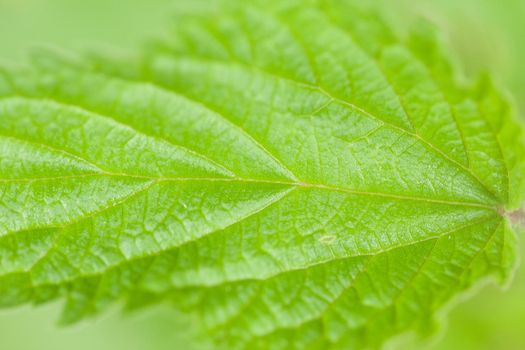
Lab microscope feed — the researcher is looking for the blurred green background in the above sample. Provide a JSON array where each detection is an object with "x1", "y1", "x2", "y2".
[{"x1": 0, "y1": 0, "x2": 523, "y2": 349}]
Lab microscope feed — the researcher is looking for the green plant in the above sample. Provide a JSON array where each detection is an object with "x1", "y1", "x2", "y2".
[{"x1": 0, "y1": 1, "x2": 523, "y2": 349}]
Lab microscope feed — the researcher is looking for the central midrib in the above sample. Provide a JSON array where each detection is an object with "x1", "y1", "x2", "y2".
[{"x1": 0, "y1": 172, "x2": 498, "y2": 210}]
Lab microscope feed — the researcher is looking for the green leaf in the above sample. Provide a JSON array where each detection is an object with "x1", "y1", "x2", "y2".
[{"x1": 0, "y1": 1, "x2": 523, "y2": 349}]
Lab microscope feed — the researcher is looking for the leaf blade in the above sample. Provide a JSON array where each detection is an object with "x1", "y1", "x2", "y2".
[{"x1": 0, "y1": 1, "x2": 523, "y2": 350}]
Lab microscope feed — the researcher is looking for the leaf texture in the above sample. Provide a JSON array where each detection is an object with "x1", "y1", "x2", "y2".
[{"x1": 0, "y1": 1, "x2": 523, "y2": 349}]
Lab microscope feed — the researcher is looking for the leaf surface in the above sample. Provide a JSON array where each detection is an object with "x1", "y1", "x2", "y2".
[{"x1": 0, "y1": 1, "x2": 523, "y2": 349}]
